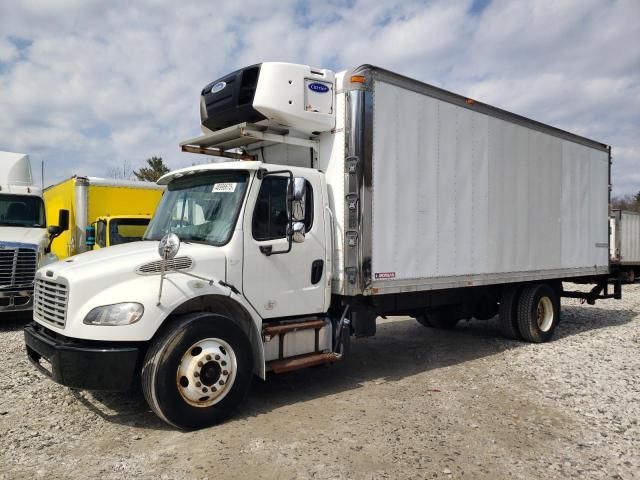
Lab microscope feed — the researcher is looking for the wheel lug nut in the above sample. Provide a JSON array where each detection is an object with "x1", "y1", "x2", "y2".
[
  {"x1": 197, "y1": 361, "x2": 203, "y2": 367},
  {"x1": 194, "y1": 372, "x2": 199, "y2": 378},
  {"x1": 215, "y1": 355, "x2": 220, "y2": 360},
  {"x1": 219, "y1": 380, "x2": 224, "y2": 386},
  {"x1": 212, "y1": 387, "x2": 217, "y2": 392},
  {"x1": 206, "y1": 355, "x2": 211, "y2": 360},
  {"x1": 221, "y1": 361, "x2": 227, "y2": 366},
  {"x1": 196, "y1": 382, "x2": 201, "y2": 387},
  {"x1": 202, "y1": 387, "x2": 208, "y2": 393},
  {"x1": 223, "y1": 370, "x2": 228, "y2": 376}
]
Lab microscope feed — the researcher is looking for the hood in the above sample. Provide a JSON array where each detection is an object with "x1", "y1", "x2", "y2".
[
  {"x1": 41, "y1": 240, "x2": 227, "y2": 283},
  {"x1": 0, "y1": 226, "x2": 48, "y2": 248}
]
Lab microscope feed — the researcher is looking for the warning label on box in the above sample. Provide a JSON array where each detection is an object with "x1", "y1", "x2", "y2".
[{"x1": 374, "y1": 272, "x2": 396, "y2": 280}]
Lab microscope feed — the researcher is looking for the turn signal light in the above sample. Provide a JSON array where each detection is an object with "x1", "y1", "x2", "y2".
[{"x1": 350, "y1": 75, "x2": 366, "y2": 84}]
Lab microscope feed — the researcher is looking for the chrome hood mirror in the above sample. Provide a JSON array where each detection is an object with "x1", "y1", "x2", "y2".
[{"x1": 158, "y1": 233, "x2": 180, "y2": 259}]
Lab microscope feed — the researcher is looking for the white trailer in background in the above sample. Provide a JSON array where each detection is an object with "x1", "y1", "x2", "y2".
[
  {"x1": 25, "y1": 62, "x2": 620, "y2": 429},
  {"x1": 610, "y1": 209, "x2": 640, "y2": 282}
]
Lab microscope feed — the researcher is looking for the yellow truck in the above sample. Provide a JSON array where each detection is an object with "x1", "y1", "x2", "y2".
[{"x1": 44, "y1": 176, "x2": 164, "y2": 259}]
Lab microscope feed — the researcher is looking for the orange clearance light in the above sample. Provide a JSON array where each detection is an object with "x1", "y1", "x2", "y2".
[
  {"x1": 350, "y1": 75, "x2": 366, "y2": 84},
  {"x1": 465, "y1": 98, "x2": 475, "y2": 105}
]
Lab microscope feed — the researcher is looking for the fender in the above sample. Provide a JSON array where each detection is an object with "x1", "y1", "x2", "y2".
[{"x1": 164, "y1": 292, "x2": 266, "y2": 379}]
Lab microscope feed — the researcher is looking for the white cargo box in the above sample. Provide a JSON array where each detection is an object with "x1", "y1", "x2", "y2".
[
  {"x1": 367, "y1": 76, "x2": 610, "y2": 294},
  {"x1": 611, "y1": 210, "x2": 640, "y2": 265}
]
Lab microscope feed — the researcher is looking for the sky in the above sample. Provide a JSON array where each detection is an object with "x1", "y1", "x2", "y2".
[{"x1": 0, "y1": 0, "x2": 638, "y2": 196}]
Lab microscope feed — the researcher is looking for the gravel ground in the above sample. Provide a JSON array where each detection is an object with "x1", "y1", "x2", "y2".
[{"x1": 1, "y1": 284, "x2": 638, "y2": 480}]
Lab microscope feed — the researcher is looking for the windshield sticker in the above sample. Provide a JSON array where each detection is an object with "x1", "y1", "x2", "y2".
[{"x1": 213, "y1": 183, "x2": 237, "y2": 193}]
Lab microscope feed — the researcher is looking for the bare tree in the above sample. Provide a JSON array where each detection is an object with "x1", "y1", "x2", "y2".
[
  {"x1": 611, "y1": 191, "x2": 640, "y2": 212},
  {"x1": 107, "y1": 159, "x2": 134, "y2": 180}
]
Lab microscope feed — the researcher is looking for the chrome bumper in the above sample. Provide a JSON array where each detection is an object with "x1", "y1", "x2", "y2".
[{"x1": 0, "y1": 288, "x2": 33, "y2": 312}]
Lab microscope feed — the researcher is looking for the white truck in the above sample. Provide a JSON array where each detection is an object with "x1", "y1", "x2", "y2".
[
  {"x1": 610, "y1": 209, "x2": 640, "y2": 282},
  {"x1": 24, "y1": 63, "x2": 620, "y2": 429},
  {"x1": 1, "y1": 152, "x2": 68, "y2": 313}
]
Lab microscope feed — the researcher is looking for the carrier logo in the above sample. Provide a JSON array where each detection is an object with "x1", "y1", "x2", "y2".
[
  {"x1": 210, "y1": 81, "x2": 226, "y2": 94},
  {"x1": 374, "y1": 272, "x2": 396, "y2": 279},
  {"x1": 308, "y1": 82, "x2": 330, "y2": 93}
]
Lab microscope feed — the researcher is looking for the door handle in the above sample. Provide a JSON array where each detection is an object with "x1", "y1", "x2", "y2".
[
  {"x1": 311, "y1": 259, "x2": 324, "y2": 284},
  {"x1": 259, "y1": 245, "x2": 273, "y2": 256}
]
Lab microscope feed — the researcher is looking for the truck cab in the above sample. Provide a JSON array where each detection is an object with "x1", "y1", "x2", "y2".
[
  {"x1": 25, "y1": 160, "x2": 334, "y2": 428},
  {"x1": 1, "y1": 152, "x2": 67, "y2": 312}
]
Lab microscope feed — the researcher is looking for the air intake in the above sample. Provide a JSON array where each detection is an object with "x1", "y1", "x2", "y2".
[{"x1": 136, "y1": 256, "x2": 194, "y2": 275}]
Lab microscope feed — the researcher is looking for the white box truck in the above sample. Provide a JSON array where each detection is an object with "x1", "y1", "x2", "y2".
[
  {"x1": 24, "y1": 63, "x2": 620, "y2": 429},
  {"x1": 0, "y1": 152, "x2": 68, "y2": 313},
  {"x1": 610, "y1": 210, "x2": 640, "y2": 282}
]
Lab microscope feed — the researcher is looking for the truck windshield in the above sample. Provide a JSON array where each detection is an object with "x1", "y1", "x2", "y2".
[
  {"x1": 144, "y1": 171, "x2": 249, "y2": 245},
  {"x1": 0, "y1": 194, "x2": 46, "y2": 228},
  {"x1": 109, "y1": 218, "x2": 150, "y2": 245}
]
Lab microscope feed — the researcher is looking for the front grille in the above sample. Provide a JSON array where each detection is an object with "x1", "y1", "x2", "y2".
[
  {"x1": 136, "y1": 256, "x2": 194, "y2": 275},
  {"x1": 33, "y1": 278, "x2": 68, "y2": 328},
  {"x1": 0, "y1": 247, "x2": 37, "y2": 289}
]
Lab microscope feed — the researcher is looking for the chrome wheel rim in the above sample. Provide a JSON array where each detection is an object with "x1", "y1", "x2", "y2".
[
  {"x1": 176, "y1": 338, "x2": 237, "y2": 408},
  {"x1": 537, "y1": 297, "x2": 554, "y2": 332}
]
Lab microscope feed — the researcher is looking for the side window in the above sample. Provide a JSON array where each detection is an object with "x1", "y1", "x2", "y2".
[
  {"x1": 253, "y1": 177, "x2": 288, "y2": 240},
  {"x1": 303, "y1": 181, "x2": 313, "y2": 231},
  {"x1": 96, "y1": 220, "x2": 106, "y2": 248},
  {"x1": 252, "y1": 177, "x2": 314, "y2": 241}
]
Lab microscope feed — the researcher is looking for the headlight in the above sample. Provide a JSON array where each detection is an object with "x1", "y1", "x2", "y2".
[{"x1": 83, "y1": 302, "x2": 144, "y2": 326}]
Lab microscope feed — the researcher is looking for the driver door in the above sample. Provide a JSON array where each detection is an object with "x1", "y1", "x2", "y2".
[{"x1": 242, "y1": 172, "x2": 328, "y2": 319}]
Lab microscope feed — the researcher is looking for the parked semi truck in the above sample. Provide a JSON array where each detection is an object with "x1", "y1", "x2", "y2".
[
  {"x1": 24, "y1": 63, "x2": 620, "y2": 429},
  {"x1": 610, "y1": 210, "x2": 640, "y2": 282},
  {"x1": 0, "y1": 152, "x2": 68, "y2": 313},
  {"x1": 43, "y1": 176, "x2": 164, "y2": 259}
]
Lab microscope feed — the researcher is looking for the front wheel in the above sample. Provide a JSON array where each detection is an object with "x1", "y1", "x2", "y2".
[{"x1": 142, "y1": 312, "x2": 253, "y2": 430}]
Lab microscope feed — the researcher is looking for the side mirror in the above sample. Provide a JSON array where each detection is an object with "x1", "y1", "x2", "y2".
[
  {"x1": 290, "y1": 177, "x2": 306, "y2": 222},
  {"x1": 85, "y1": 224, "x2": 96, "y2": 248},
  {"x1": 46, "y1": 225, "x2": 63, "y2": 254},
  {"x1": 291, "y1": 221, "x2": 306, "y2": 243},
  {"x1": 58, "y1": 209, "x2": 70, "y2": 231},
  {"x1": 47, "y1": 225, "x2": 63, "y2": 237}
]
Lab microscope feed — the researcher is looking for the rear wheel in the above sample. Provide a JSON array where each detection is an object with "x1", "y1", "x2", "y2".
[
  {"x1": 517, "y1": 284, "x2": 560, "y2": 343},
  {"x1": 498, "y1": 285, "x2": 522, "y2": 340},
  {"x1": 142, "y1": 312, "x2": 253, "y2": 430},
  {"x1": 626, "y1": 269, "x2": 635, "y2": 284}
]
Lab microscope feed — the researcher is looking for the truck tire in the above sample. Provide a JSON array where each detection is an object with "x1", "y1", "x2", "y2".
[
  {"x1": 517, "y1": 284, "x2": 560, "y2": 343},
  {"x1": 498, "y1": 285, "x2": 522, "y2": 340},
  {"x1": 141, "y1": 312, "x2": 253, "y2": 430},
  {"x1": 626, "y1": 270, "x2": 635, "y2": 284},
  {"x1": 416, "y1": 310, "x2": 459, "y2": 329}
]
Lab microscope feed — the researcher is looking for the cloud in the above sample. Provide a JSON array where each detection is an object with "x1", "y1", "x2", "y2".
[{"x1": 0, "y1": 0, "x2": 638, "y2": 195}]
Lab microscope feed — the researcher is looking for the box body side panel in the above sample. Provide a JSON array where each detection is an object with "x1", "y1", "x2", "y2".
[
  {"x1": 86, "y1": 185, "x2": 163, "y2": 224},
  {"x1": 370, "y1": 80, "x2": 609, "y2": 291}
]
